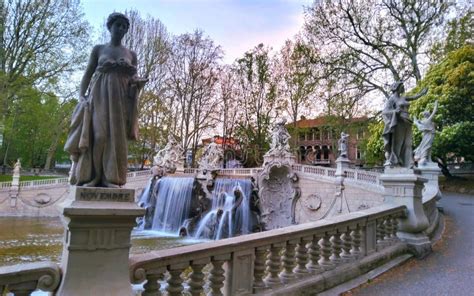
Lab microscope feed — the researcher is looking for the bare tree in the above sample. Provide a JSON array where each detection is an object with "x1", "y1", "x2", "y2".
[
  {"x1": 305, "y1": 0, "x2": 451, "y2": 98},
  {"x1": 166, "y1": 30, "x2": 223, "y2": 166},
  {"x1": 120, "y1": 10, "x2": 171, "y2": 167}
]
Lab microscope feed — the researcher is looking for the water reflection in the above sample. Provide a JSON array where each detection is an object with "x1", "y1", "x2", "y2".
[{"x1": 0, "y1": 217, "x2": 201, "y2": 266}]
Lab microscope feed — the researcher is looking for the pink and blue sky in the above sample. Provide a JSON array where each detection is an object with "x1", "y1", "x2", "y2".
[{"x1": 81, "y1": 0, "x2": 313, "y2": 63}]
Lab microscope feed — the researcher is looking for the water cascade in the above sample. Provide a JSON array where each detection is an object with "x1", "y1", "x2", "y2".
[
  {"x1": 138, "y1": 177, "x2": 194, "y2": 234},
  {"x1": 194, "y1": 178, "x2": 253, "y2": 240}
]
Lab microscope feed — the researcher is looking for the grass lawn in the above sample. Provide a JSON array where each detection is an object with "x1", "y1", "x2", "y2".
[{"x1": 0, "y1": 175, "x2": 61, "y2": 182}]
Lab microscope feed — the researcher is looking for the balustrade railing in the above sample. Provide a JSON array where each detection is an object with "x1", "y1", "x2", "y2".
[
  {"x1": 130, "y1": 204, "x2": 406, "y2": 295},
  {"x1": 0, "y1": 170, "x2": 151, "y2": 190},
  {"x1": 0, "y1": 262, "x2": 61, "y2": 296}
]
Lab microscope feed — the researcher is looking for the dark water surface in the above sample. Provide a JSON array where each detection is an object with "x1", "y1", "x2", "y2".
[{"x1": 0, "y1": 217, "x2": 202, "y2": 266}]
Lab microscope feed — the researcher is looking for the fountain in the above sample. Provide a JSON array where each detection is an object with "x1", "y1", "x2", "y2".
[
  {"x1": 193, "y1": 178, "x2": 253, "y2": 239},
  {"x1": 138, "y1": 138, "x2": 258, "y2": 240}
]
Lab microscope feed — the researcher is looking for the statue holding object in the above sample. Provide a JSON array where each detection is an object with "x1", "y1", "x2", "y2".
[
  {"x1": 382, "y1": 81, "x2": 427, "y2": 168},
  {"x1": 64, "y1": 13, "x2": 148, "y2": 187}
]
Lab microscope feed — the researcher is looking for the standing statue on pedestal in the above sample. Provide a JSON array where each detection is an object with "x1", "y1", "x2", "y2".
[
  {"x1": 337, "y1": 132, "x2": 349, "y2": 159},
  {"x1": 266, "y1": 119, "x2": 291, "y2": 157},
  {"x1": 13, "y1": 159, "x2": 21, "y2": 176},
  {"x1": 65, "y1": 13, "x2": 148, "y2": 187},
  {"x1": 414, "y1": 101, "x2": 438, "y2": 166},
  {"x1": 382, "y1": 81, "x2": 427, "y2": 168}
]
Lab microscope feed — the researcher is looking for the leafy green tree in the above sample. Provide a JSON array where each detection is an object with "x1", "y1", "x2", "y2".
[
  {"x1": 234, "y1": 44, "x2": 281, "y2": 166},
  {"x1": 410, "y1": 45, "x2": 474, "y2": 175},
  {"x1": 430, "y1": 10, "x2": 473, "y2": 63}
]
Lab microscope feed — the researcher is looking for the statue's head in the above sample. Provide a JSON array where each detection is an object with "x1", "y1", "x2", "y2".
[
  {"x1": 422, "y1": 111, "x2": 430, "y2": 118},
  {"x1": 390, "y1": 81, "x2": 405, "y2": 94},
  {"x1": 106, "y1": 12, "x2": 130, "y2": 38}
]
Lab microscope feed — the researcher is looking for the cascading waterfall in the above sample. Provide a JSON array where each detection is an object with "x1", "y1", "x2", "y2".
[
  {"x1": 194, "y1": 178, "x2": 253, "y2": 240},
  {"x1": 150, "y1": 177, "x2": 195, "y2": 234}
]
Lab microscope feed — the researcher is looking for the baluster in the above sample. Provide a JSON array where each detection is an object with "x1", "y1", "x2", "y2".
[
  {"x1": 351, "y1": 225, "x2": 362, "y2": 259},
  {"x1": 341, "y1": 228, "x2": 353, "y2": 263},
  {"x1": 293, "y1": 236, "x2": 312, "y2": 277},
  {"x1": 376, "y1": 219, "x2": 387, "y2": 250},
  {"x1": 318, "y1": 232, "x2": 335, "y2": 270},
  {"x1": 330, "y1": 232, "x2": 343, "y2": 265},
  {"x1": 264, "y1": 242, "x2": 284, "y2": 287},
  {"x1": 306, "y1": 235, "x2": 323, "y2": 274},
  {"x1": 167, "y1": 263, "x2": 187, "y2": 296},
  {"x1": 189, "y1": 258, "x2": 210, "y2": 296},
  {"x1": 384, "y1": 217, "x2": 393, "y2": 244},
  {"x1": 143, "y1": 267, "x2": 166, "y2": 296},
  {"x1": 391, "y1": 217, "x2": 399, "y2": 241},
  {"x1": 253, "y1": 246, "x2": 268, "y2": 292},
  {"x1": 279, "y1": 239, "x2": 298, "y2": 283},
  {"x1": 209, "y1": 254, "x2": 230, "y2": 296}
]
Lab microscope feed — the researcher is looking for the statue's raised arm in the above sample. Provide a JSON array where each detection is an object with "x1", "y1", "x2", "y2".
[
  {"x1": 405, "y1": 88, "x2": 428, "y2": 101},
  {"x1": 428, "y1": 100, "x2": 438, "y2": 121}
]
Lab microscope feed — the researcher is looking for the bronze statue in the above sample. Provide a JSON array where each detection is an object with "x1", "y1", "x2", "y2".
[
  {"x1": 65, "y1": 12, "x2": 147, "y2": 187},
  {"x1": 382, "y1": 81, "x2": 427, "y2": 168}
]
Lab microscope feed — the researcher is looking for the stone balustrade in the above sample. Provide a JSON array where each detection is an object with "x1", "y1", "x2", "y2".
[
  {"x1": 0, "y1": 170, "x2": 152, "y2": 191},
  {"x1": 129, "y1": 204, "x2": 407, "y2": 295},
  {"x1": 0, "y1": 262, "x2": 61, "y2": 295}
]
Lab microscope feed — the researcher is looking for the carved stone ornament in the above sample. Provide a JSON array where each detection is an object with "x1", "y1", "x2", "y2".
[
  {"x1": 152, "y1": 134, "x2": 184, "y2": 176},
  {"x1": 264, "y1": 119, "x2": 294, "y2": 161},
  {"x1": 256, "y1": 118, "x2": 301, "y2": 230},
  {"x1": 302, "y1": 194, "x2": 322, "y2": 211},
  {"x1": 258, "y1": 157, "x2": 300, "y2": 230},
  {"x1": 198, "y1": 139, "x2": 224, "y2": 172}
]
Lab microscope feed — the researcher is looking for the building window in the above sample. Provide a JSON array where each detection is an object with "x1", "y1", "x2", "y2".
[
  {"x1": 356, "y1": 146, "x2": 364, "y2": 160},
  {"x1": 357, "y1": 128, "x2": 365, "y2": 140},
  {"x1": 313, "y1": 128, "x2": 321, "y2": 140},
  {"x1": 299, "y1": 132, "x2": 306, "y2": 141}
]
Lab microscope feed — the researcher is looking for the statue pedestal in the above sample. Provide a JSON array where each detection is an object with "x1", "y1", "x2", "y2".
[
  {"x1": 418, "y1": 162, "x2": 442, "y2": 202},
  {"x1": 380, "y1": 168, "x2": 431, "y2": 258},
  {"x1": 335, "y1": 157, "x2": 350, "y2": 178},
  {"x1": 57, "y1": 187, "x2": 144, "y2": 296}
]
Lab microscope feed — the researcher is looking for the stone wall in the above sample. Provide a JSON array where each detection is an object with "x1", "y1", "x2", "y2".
[
  {"x1": 0, "y1": 173, "x2": 151, "y2": 217},
  {"x1": 294, "y1": 173, "x2": 384, "y2": 224}
]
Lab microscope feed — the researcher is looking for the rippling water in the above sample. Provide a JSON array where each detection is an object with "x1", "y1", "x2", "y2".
[{"x1": 0, "y1": 217, "x2": 202, "y2": 266}]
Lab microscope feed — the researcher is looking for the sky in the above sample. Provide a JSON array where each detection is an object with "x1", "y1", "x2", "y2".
[{"x1": 81, "y1": 0, "x2": 314, "y2": 64}]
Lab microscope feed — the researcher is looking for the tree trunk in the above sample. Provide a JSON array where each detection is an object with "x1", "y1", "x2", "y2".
[{"x1": 435, "y1": 157, "x2": 452, "y2": 178}]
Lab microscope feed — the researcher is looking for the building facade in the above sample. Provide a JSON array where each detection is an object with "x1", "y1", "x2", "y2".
[{"x1": 289, "y1": 116, "x2": 368, "y2": 166}]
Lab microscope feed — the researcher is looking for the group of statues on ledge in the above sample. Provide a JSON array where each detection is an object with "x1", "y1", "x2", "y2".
[
  {"x1": 63, "y1": 12, "x2": 439, "y2": 188},
  {"x1": 382, "y1": 81, "x2": 438, "y2": 168}
]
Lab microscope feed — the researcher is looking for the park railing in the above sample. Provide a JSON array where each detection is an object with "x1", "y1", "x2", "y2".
[{"x1": 129, "y1": 203, "x2": 406, "y2": 295}]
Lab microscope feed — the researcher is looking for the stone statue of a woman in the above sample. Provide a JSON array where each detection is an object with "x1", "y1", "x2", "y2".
[
  {"x1": 338, "y1": 132, "x2": 349, "y2": 159},
  {"x1": 65, "y1": 12, "x2": 147, "y2": 187},
  {"x1": 414, "y1": 101, "x2": 438, "y2": 166},
  {"x1": 382, "y1": 81, "x2": 427, "y2": 168}
]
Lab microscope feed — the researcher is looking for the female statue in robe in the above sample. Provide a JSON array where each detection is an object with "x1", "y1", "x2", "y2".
[
  {"x1": 414, "y1": 101, "x2": 438, "y2": 166},
  {"x1": 382, "y1": 81, "x2": 427, "y2": 168},
  {"x1": 65, "y1": 12, "x2": 147, "y2": 187}
]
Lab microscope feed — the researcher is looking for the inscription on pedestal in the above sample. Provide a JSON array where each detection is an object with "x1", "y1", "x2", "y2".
[{"x1": 74, "y1": 187, "x2": 134, "y2": 202}]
